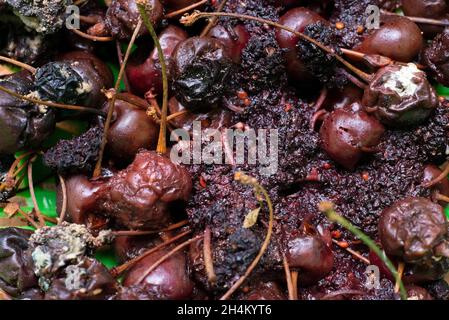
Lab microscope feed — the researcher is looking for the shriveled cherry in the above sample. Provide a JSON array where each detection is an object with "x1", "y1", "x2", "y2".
[
  {"x1": 422, "y1": 28, "x2": 449, "y2": 86},
  {"x1": 208, "y1": 24, "x2": 250, "y2": 63},
  {"x1": 422, "y1": 164, "x2": 449, "y2": 205},
  {"x1": 319, "y1": 104, "x2": 385, "y2": 170},
  {"x1": 126, "y1": 25, "x2": 188, "y2": 96}
]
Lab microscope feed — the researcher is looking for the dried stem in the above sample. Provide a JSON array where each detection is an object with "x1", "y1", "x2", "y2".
[
  {"x1": 0, "y1": 288, "x2": 12, "y2": 300},
  {"x1": 0, "y1": 55, "x2": 36, "y2": 73},
  {"x1": 395, "y1": 262, "x2": 405, "y2": 293},
  {"x1": 0, "y1": 85, "x2": 105, "y2": 115},
  {"x1": 58, "y1": 174, "x2": 67, "y2": 225},
  {"x1": 167, "y1": 110, "x2": 188, "y2": 121},
  {"x1": 165, "y1": 0, "x2": 208, "y2": 19},
  {"x1": 17, "y1": 207, "x2": 40, "y2": 229},
  {"x1": 112, "y1": 220, "x2": 189, "y2": 236},
  {"x1": 291, "y1": 271, "x2": 299, "y2": 300},
  {"x1": 200, "y1": 0, "x2": 228, "y2": 37},
  {"x1": 381, "y1": 9, "x2": 449, "y2": 27},
  {"x1": 27, "y1": 158, "x2": 45, "y2": 228},
  {"x1": 220, "y1": 172, "x2": 275, "y2": 300},
  {"x1": 93, "y1": 19, "x2": 142, "y2": 177},
  {"x1": 111, "y1": 229, "x2": 192, "y2": 276},
  {"x1": 136, "y1": 235, "x2": 204, "y2": 284},
  {"x1": 137, "y1": 2, "x2": 169, "y2": 154},
  {"x1": 203, "y1": 226, "x2": 217, "y2": 283},
  {"x1": 332, "y1": 239, "x2": 370, "y2": 264},
  {"x1": 435, "y1": 193, "x2": 449, "y2": 203},
  {"x1": 70, "y1": 28, "x2": 114, "y2": 42},
  {"x1": 182, "y1": 11, "x2": 372, "y2": 83},
  {"x1": 116, "y1": 41, "x2": 130, "y2": 92},
  {"x1": 319, "y1": 201, "x2": 407, "y2": 300},
  {"x1": 283, "y1": 254, "x2": 295, "y2": 300}
]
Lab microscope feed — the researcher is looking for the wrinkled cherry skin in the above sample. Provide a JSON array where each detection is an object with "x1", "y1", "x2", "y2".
[
  {"x1": 285, "y1": 227, "x2": 334, "y2": 285},
  {"x1": 402, "y1": 0, "x2": 449, "y2": 36},
  {"x1": 422, "y1": 28, "x2": 449, "y2": 86},
  {"x1": 422, "y1": 164, "x2": 449, "y2": 205},
  {"x1": 96, "y1": 150, "x2": 192, "y2": 230},
  {"x1": 244, "y1": 282, "x2": 286, "y2": 300},
  {"x1": 126, "y1": 25, "x2": 188, "y2": 96},
  {"x1": 102, "y1": 93, "x2": 159, "y2": 164},
  {"x1": 320, "y1": 104, "x2": 385, "y2": 170},
  {"x1": 355, "y1": 16, "x2": 423, "y2": 62},
  {"x1": 378, "y1": 197, "x2": 449, "y2": 264},
  {"x1": 362, "y1": 64, "x2": 438, "y2": 127},
  {"x1": 122, "y1": 248, "x2": 194, "y2": 299},
  {"x1": 105, "y1": 0, "x2": 163, "y2": 39},
  {"x1": 275, "y1": 7, "x2": 325, "y2": 82},
  {"x1": 0, "y1": 228, "x2": 37, "y2": 297},
  {"x1": 58, "y1": 51, "x2": 114, "y2": 108},
  {"x1": 208, "y1": 24, "x2": 250, "y2": 63},
  {"x1": 406, "y1": 285, "x2": 433, "y2": 300},
  {"x1": 57, "y1": 175, "x2": 109, "y2": 230}
]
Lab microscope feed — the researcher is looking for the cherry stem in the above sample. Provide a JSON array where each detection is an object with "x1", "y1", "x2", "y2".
[
  {"x1": 395, "y1": 262, "x2": 405, "y2": 293},
  {"x1": 435, "y1": 193, "x2": 449, "y2": 203},
  {"x1": 27, "y1": 157, "x2": 45, "y2": 228},
  {"x1": 220, "y1": 172, "x2": 274, "y2": 300},
  {"x1": 165, "y1": 0, "x2": 208, "y2": 19},
  {"x1": 79, "y1": 15, "x2": 100, "y2": 25},
  {"x1": 111, "y1": 229, "x2": 192, "y2": 276},
  {"x1": 200, "y1": 0, "x2": 228, "y2": 37},
  {"x1": 58, "y1": 174, "x2": 67, "y2": 225},
  {"x1": 332, "y1": 239, "x2": 370, "y2": 264},
  {"x1": 6, "y1": 152, "x2": 33, "y2": 178},
  {"x1": 203, "y1": 226, "x2": 217, "y2": 283},
  {"x1": 136, "y1": 235, "x2": 204, "y2": 284},
  {"x1": 282, "y1": 254, "x2": 295, "y2": 300},
  {"x1": 313, "y1": 87, "x2": 328, "y2": 112},
  {"x1": 423, "y1": 161, "x2": 449, "y2": 188},
  {"x1": 17, "y1": 207, "x2": 41, "y2": 229},
  {"x1": 291, "y1": 271, "x2": 299, "y2": 300},
  {"x1": 319, "y1": 201, "x2": 407, "y2": 300},
  {"x1": 182, "y1": 11, "x2": 373, "y2": 83},
  {"x1": 115, "y1": 41, "x2": 131, "y2": 92},
  {"x1": 138, "y1": 2, "x2": 169, "y2": 155},
  {"x1": 0, "y1": 55, "x2": 36, "y2": 73},
  {"x1": 381, "y1": 9, "x2": 449, "y2": 27},
  {"x1": 0, "y1": 288, "x2": 12, "y2": 300},
  {"x1": 166, "y1": 110, "x2": 188, "y2": 121},
  {"x1": 70, "y1": 28, "x2": 114, "y2": 42},
  {"x1": 112, "y1": 219, "x2": 189, "y2": 236},
  {"x1": 93, "y1": 19, "x2": 142, "y2": 178},
  {"x1": 0, "y1": 85, "x2": 105, "y2": 115}
]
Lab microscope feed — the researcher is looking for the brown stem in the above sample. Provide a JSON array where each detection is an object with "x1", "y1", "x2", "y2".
[
  {"x1": 166, "y1": 110, "x2": 188, "y2": 121},
  {"x1": 381, "y1": 9, "x2": 449, "y2": 27},
  {"x1": 203, "y1": 226, "x2": 217, "y2": 283},
  {"x1": 111, "y1": 229, "x2": 192, "y2": 276},
  {"x1": 313, "y1": 87, "x2": 328, "y2": 112},
  {"x1": 165, "y1": 0, "x2": 208, "y2": 19},
  {"x1": 6, "y1": 152, "x2": 33, "y2": 178},
  {"x1": 340, "y1": 69, "x2": 367, "y2": 89},
  {"x1": 58, "y1": 174, "x2": 67, "y2": 225},
  {"x1": 93, "y1": 19, "x2": 143, "y2": 178},
  {"x1": 435, "y1": 193, "x2": 449, "y2": 203},
  {"x1": 70, "y1": 28, "x2": 114, "y2": 42},
  {"x1": 200, "y1": 0, "x2": 229, "y2": 37},
  {"x1": 283, "y1": 254, "x2": 295, "y2": 300},
  {"x1": 332, "y1": 239, "x2": 370, "y2": 265},
  {"x1": 17, "y1": 208, "x2": 40, "y2": 229},
  {"x1": 27, "y1": 158, "x2": 45, "y2": 228},
  {"x1": 0, "y1": 288, "x2": 12, "y2": 300},
  {"x1": 395, "y1": 262, "x2": 405, "y2": 293},
  {"x1": 79, "y1": 15, "x2": 100, "y2": 25},
  {"x1": 291, "y1": 270, "x2": 299, "y2": 300},
  {"x1": 423, "y1": 161, "x2": 449, "y2": 188},
  {"x1": 112, "y1": 220, "x2": 189, "y2": 236},
  {"x1": 0, "y1": 55, "x2": 36, "y2": 73},
  {"x1": 182, "y1": 12, "x2": 373, "y2": 83},
  {"x1": 0, "y1": 85, "x2": 105, "y2": 115},
  {"x1": 115, "y1": 41, "x2": 130, "y2": 92},
  {"x1": 136, "y1": 235, "x2": 204, "y2": 284}
]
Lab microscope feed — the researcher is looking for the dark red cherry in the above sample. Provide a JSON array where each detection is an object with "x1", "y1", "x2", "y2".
[
  {"x1": 275, "y1": 7, "x2": 325, "y2": 82},
  {"x1": 378, "y1": 197, "x2": 449, "y2": 264},
  {"x1": 285, "y1": 227, "x2": 334, "y2": 285},
  {"x1": 126, "y1": 25, "x2": 188, "y2": 96},
  {"x1": 122, "y1": 247, "x2": 194, "y2": 299},
  {"x1": 244, "y1": 282, "x2": 286, "y2": 300},
  {"x1": 422, "y1": 28, "x2": 449, "y2": 86},
  {"x1": 406, "y1": 285, "x2": 433, "y2": 300},
  {"x1": 105, "y1": 0, "x2": 163, "y2": 39},
  {"x1": 57, "y1": 174, "x2": 109, "y2": 230},
  {"x1": 114, "y1": 235, "x2": 158, "y2": 263},
  {"x1": 319, "y1": 104, "x2": 385, "y2": 170},
  {"x1": 422, "y1": 164, "x2": 449, "y2": 205},
  {"x1": 102, "y1": 93, "x2": 159, "y2": 163},
  {"x1": 208, "y1": 24, "x2": 250, "y2": 63},
  {"x1": 355, "y1": 16, "x2": 423, "y2": 62}
]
